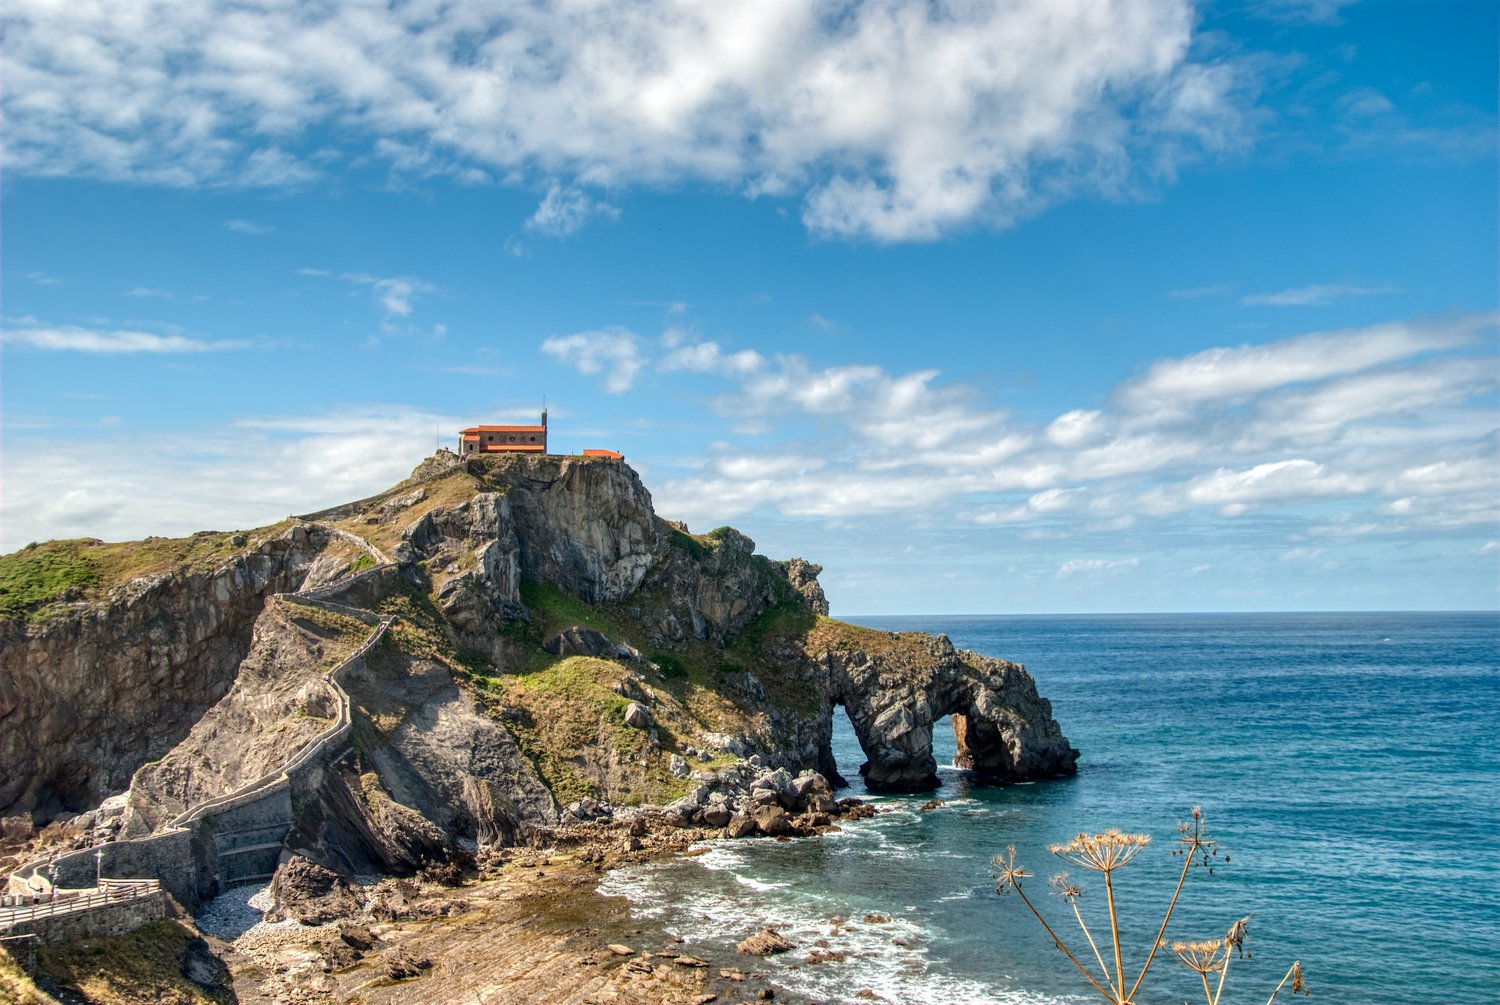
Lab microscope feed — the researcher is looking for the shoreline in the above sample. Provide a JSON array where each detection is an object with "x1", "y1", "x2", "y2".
[{"x1": 205, "y1": 825, "x2": 826, "y2": 1005}]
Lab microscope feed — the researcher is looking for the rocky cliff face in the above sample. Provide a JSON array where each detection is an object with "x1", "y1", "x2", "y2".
[
  {"x1": 0, "y1": 525, "x2": 339, "y2": 825},
  {"x1": 1, "y1": 451, "x2": 1076, "y2": 883}
]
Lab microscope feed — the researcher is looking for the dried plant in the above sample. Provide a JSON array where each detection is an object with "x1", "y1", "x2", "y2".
[{"x1": 992, "y1": 808, "x2": 1309, "y2": 1005}]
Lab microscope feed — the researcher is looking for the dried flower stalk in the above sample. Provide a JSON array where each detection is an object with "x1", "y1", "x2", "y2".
[{"x1": 993, "y1": 808, "x2": 1310, "y2": 1005}]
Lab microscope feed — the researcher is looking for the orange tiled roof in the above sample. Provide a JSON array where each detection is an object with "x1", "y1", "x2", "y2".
[
  {"x1": 583, "y1": 449, "x2": 623, "y2": 459},
  {"x1": 463, "y1": 425, "x2": 546, "y2": 433}
]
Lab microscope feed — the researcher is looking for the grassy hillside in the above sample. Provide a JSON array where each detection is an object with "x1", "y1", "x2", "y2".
[{"x1": 0, "y1": 529, "x2": 283, "y2": 621}]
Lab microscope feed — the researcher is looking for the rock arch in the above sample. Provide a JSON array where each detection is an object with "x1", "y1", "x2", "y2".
[{"x1": 821, "y1": 632, "x2": 1078, "y2": 792}]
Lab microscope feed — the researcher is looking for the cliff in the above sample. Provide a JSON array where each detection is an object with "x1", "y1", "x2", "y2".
[{"x1": 0, "y1": 451, "x2": 1077, "y2": 894}]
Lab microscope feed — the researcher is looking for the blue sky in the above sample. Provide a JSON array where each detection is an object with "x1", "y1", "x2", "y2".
[{"x1": 2, "y1": 0, "x2": 1496, "y2": 613}]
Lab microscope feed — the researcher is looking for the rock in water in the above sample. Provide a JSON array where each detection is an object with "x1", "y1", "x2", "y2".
[{"x1": 738, "y1": 929, "x2": 796, "y2": 955}]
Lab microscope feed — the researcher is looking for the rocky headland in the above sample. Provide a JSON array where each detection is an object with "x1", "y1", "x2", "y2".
[{"x1": 0, "y1": 450, "x2": 1077, "y2": 1003}]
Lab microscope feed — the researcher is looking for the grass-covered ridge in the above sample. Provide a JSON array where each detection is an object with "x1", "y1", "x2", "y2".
[
  {"x1": 806, "y1": 617, "x2": 944, "y2": 663},
  {"x1": 0, "y1": 529, "x2": 278, "y2": 620},
  {"x1": 328, "y1": 462, "x2": 485, "y2": 555}
]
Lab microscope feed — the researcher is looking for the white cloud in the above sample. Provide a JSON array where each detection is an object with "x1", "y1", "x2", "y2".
[
  {"x1": 1242, "y1": 282, "x2": 1398, "y2": 307},
  {"x1": 574, "y1": 308, "x2": 1495, "y2": 554},
  {"x1": 660, "y1": 340, "x2": 765, "y2": 377},
  {"x1": 301, "y1": 270, "x2": 436, "y2": 328},
  {"x1": 525, "y1": 182, "x2": 620, "y2": 237},
  {"x1": 238, "y1": 147, "x2": 318, "y2": 187},
  {"x1": 0, "y1": 406, "x2": 462, "y2": 550},
  {"x1": 1046, "y1": 409, "x2": 1107, "y2": 447},
  {"x1": 124, "y1": 286, "x2": 172, "y2": 299},
  {"x1": 1056, "y1": 557, "x2": 1139, "y2": 578},
  {"x1": 1117, "y1": 314, "x2": 1490, "y2": 409},
  {"x1": 1248, "y1": 357, "x2": 1497, "y2": 442},
  {"x1": 1388, "y1": 457, "x2": 1498, "y2": 498},
  {"x1": 541, "y1": 328, "x2": 647, "y2": 394},
  {"x1": 1, "y1": 323, "x2": 248, "y2": 353},
  {"x1": 1, "y1": 0, "x2": 1249, "y2": 241},
  {"x1": 1181, "y1": 459, "x2": 1367, "y2": 515},
  {"x1": 25, "y1": 270, "x2": 63, "y2": 285}
]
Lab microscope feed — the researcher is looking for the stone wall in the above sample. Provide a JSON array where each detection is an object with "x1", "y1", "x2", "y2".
[
  {"x1": 11, "y1": 830, "x2": 200, "y2": 907},
  {"x1": 1, "y1": 889, "x2": 166, "y2": 947}
]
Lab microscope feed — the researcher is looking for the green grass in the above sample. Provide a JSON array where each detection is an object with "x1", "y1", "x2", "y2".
[
  {"x1": 348, "y1": 553, "x2": 378, "y2": 574},
  {"x1": 0, "y1": 541, "x2": 101, "y2": 617},
  {"x1": 0, "y1": 946, "x2": 60, "y2": 1005},
  {"x1": 650, "y1": 651, "x2": 689, "y2": 678},
  {"x1": 519, "y1": 580, "x2": 609, "y2": 634},
  {"x1": 491, "y1": 655, "x2": 690, "y2": 805},
  {"x1": 0, "y1": 528, "x2": 279, "y2": 620}
]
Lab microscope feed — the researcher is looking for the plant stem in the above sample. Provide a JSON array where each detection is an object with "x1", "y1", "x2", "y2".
[
  {"x1": 1213, "y1": 945, "x2": 1234, "y2": 1005},
  {"x1": 1201, "y1": 970, "x2": 1216, "y2": 1005},
  {"x1": 1072, "y1": 898, "x2": 1113, "y2": 995},
  {"x1": 1126, "y1": 839, "x2": 1197, "y2": 1002},
  {"x1": 1104, "y1": 869, "x2": 1127, "y2": 1002},
  {"x1": 1265, "y1": 963, "x2": 1299, "y2": 1004},
  {"x1": 1014, "y1": 884, "x2": 1118, "y2": 1003}
]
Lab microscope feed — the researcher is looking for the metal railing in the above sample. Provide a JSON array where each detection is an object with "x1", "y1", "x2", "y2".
[{"x1": 0, "y1": 881, "x2": 160, "y2": 926}]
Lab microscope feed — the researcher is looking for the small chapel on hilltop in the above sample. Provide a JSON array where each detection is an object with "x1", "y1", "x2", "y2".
[
  {"x1": 459, "y1": 410, "x2": 548, "y2": 455},
  {"x1": 458, "y1": 410, "x2": 622, "y2": 460}
]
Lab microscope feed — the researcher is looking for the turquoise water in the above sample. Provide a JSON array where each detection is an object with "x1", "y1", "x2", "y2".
[{"x1": 599, "y1": 612, "x2": 1500, "y2": 1004}]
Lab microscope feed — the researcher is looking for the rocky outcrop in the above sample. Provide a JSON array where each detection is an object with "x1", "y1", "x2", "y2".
[
  {"x1": 284, "y1": 643, "x2": 558, "y2": 877},
  {"x1": 405, "y1": 456, "x2": 660, "y2": 646},
  {"x1": 821, "y1": 633, "x2": 1078, "y2": 791},
  {"x1": 738, "y1": 929, "x2": 795, "y2": 955},
  {"x1": 3, "y1": 450, "x2": 1076, "y2": 901},
  {"x1": 0, "y1": 524, "x2": 336, "y2": 824},
  {"x1": 120, "y1": 600, "x2": 350, "y2": 834},
  {"x1": 266, "y1": 854, "x2": 364, "y2": 924}
]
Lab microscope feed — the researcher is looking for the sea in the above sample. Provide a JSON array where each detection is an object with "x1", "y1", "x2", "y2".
[{"x1": 598, "y1": 612, "x2": 1500, "y2": 1004}]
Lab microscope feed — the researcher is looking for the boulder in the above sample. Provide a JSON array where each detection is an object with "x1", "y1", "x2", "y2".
[
  {"x1": 751, "y1": 768, "x2": 796, "y2": 807},
  {"x1": 267, "y1": 855, "x2": 364, "y2": 925},
  {"x1": 738, "y1": 929, "x2": 795, "y2": 955},
  {"x1": 623, "y1": 702, "x2": 652, "y2": 729},
  {"x1": 724, "y1": 814, "x2": 757, "y2": 838},
  {"x1": 385, "y1": 947, "x2": 432, "y2": 980},
  {"x1": 751, "y1": 804, "x2": 794, "y2": 837},
  {"x1": 543, "y1": 626, "x2": 613, "y2": 658},
  {"x1": 789, "y1": 771, "x2": 834, "y2": 811},
  {"x1": 339, "y1": 924, "x2": 378, "y2": 952}
]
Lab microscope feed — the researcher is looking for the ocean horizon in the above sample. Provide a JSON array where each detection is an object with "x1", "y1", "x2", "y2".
[{"x1": 600, "y1": 609, "x2": 1500, "y2": 1004}]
